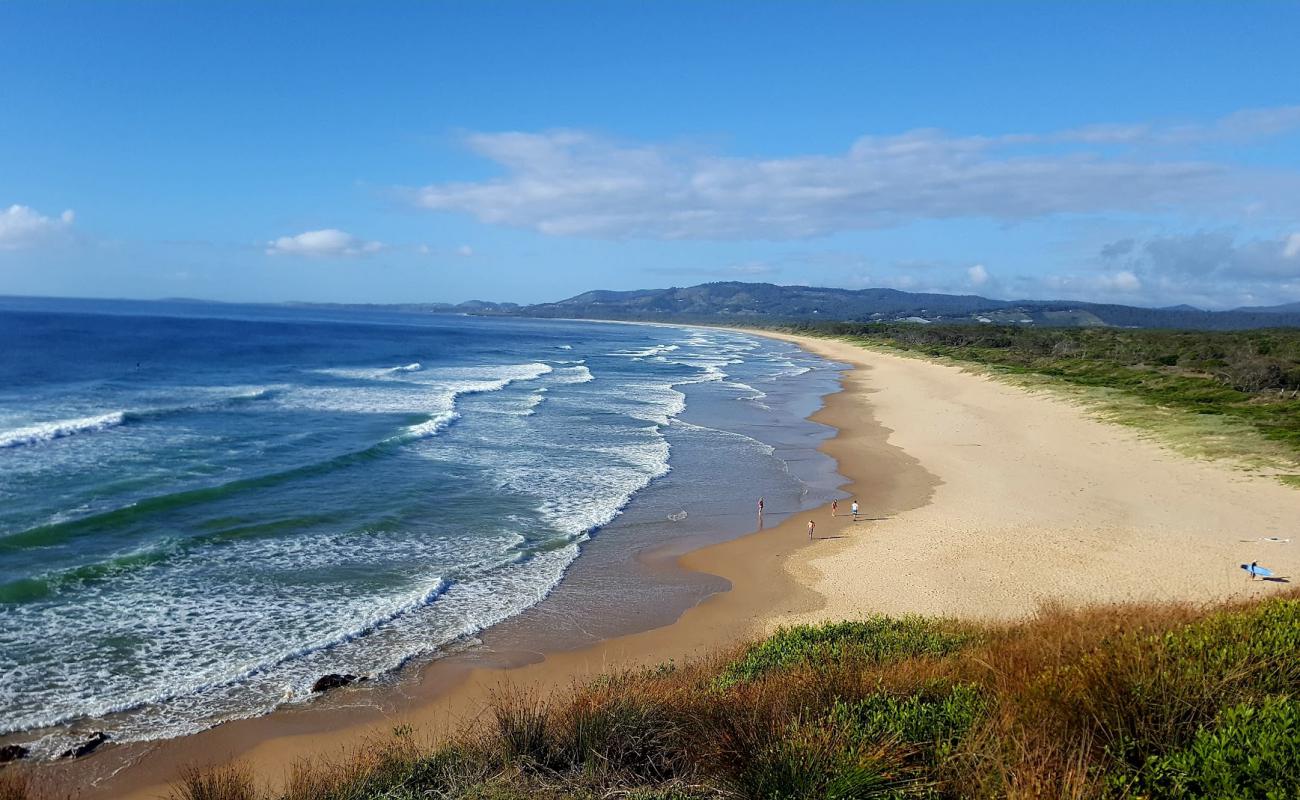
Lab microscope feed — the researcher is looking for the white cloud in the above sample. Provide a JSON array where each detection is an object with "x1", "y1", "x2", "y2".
[
  {"x1": 1078, "y1": 231, "x2": 1300, "y2": 307},
  {"x1": 265, "y1": 229, "x2": 384, "y2": 258},
  {"x1": 408, "y1": 106, "x2": 1300, "y2": 240},
  {"x1": 1054, "y1": 105, "x2": 1300, "y2": 146},
  {"x1": 1099, "y1": 270, "x2": 1142, "y2": 292},
  {"x1": 967, "y1": 264, "x2": 990, "y2": 286},
  {"x1": 1284, "y1": 233, "x2": 1300, "y2": 259},
  {"x1": 0, "y1": 204, "x2": 75, "y2": 250},
  {"x1": 456, "y1": 244, "x2": 474, "y2": 257}
]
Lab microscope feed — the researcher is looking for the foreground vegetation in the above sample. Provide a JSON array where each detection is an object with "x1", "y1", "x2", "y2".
[
  {"x1": 784, "y1": 323, "x2": 1300, "y2": 475},
  {"x1": 7, "y1": 593, "x2": 1295, "y2": 799}
]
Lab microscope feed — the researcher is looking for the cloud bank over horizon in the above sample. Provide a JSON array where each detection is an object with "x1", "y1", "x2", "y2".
[{"x1": 410, "y1": 107, "x2": 1300, "y2": 242}]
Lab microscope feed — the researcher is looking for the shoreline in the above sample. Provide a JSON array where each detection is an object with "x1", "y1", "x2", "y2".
[
  {"x1": 37, "y1": 329, "x2": 1300, "y2": 798},
  {"x1": 43, "y1": 328, "x2": 924, "y2": 799}
]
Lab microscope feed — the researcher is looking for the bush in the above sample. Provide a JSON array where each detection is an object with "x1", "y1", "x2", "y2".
[
  {"x1": 551, "y1": 690, "x2": 686, "y2": 780},
  {"x1": 737, "y1": 714, "x2": 911, "y2": 800},
  {"x1": 1119, "y1": 696, "x2": 1300, "y2": 798},
  {"x1": 172, "y1": 764, "x2": 257, "y2": 800},
  {"x1": 716, "y1": 618, "x2": 972, "y2": 688},
  {"x1": 827, "y1": 683, "x2": 987, "y2": 762}
]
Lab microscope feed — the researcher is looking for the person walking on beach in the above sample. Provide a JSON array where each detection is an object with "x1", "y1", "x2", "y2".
[
  {"x1": 808, "y1": 519, "x2": 816, "y2": 540},
  {"x1": 850, "y1": 500, "x2": 859, "y2": 521},
  {"x1": 831, "y1": 499, "x2": 839, "y2": 517}
]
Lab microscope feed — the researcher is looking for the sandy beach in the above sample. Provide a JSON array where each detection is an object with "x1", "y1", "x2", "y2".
[
  {"x1": 764, "y1": 332, "x2": 1297, "y2": 622},
  {"x1": 45, "y1": 330, "x2": 1299, "y2": 799}
]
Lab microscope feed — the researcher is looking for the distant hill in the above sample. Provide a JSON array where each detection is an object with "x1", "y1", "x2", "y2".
[
  {"x1": 1235, "y1": 301, "x2": 1300, "y2": 314},
  {"x1": 517, "y1": 282, "x2": 1300, "y2": 330}
]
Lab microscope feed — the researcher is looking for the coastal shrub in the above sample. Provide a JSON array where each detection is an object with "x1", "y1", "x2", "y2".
[
  {"x1": 492, "y1": 694, "x2": 553, "y2": 768},
  {"x1": 1054, "y1": 598, "x2": 1300, "y2": 768},
  {"x1": 734, "y1": 712, "x2": 911, "y2": 800},
  {"x1": 275, "y1": 731, "x2": 461, "y2": 800},
  {"x1": 550, "y1": 689, "x2": 687, "y2": 780},
  {"x1": 173, "y1": 764, "x2": 257, "y2": 800},
  {"x1": 827, "y1": 683, "x2": 987, "y2": 764},
  {"x1": 1115, "y1": 696, "x2": 1300, "y2": 798},
  {"x1": 47, "y1": 590, "x2": 1300, "y2": 800},
  {"x1": 715, "y1": 618, "x2": 972, "y2": 689}
]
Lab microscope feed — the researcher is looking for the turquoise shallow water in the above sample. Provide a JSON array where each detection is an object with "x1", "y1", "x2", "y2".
[{"x1": 0, "y1": 298, "x2": 842, "y2": 756}]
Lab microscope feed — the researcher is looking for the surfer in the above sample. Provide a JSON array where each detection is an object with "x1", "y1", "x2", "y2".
[
  {"x1": 1250, "y1": 561, "x2": 1259, "y2": 581},
  {"x1": 758, "y1": 497, "x2": 765, "y2": 514}
]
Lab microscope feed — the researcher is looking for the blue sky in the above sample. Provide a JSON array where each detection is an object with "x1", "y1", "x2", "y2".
[{"x1": 2, "y1": 2, "x2": 1299, "y2": 308}]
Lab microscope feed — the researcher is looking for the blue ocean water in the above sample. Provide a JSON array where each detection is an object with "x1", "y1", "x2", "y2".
[{"x1": 0, "y1": 298, "x2": 842, "y2": 756}]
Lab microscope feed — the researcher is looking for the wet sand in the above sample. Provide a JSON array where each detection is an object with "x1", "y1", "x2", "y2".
[{"x1": 40, "y1": 330, "x2": 1299, "y2": 798}]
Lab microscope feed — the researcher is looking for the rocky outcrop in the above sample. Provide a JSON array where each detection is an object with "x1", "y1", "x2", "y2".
[
  {"x1": 310, "y1": 673, "x2": 367, "y2": 693},
  {"x1": 0, "y1": 744, "x2": 29, "y2": 763},
  {"x1": 59, "y1": 732, "x2": 109, "y2": 759}
]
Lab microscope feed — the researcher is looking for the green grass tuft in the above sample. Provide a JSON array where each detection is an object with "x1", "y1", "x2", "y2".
[{"x1": 715, "y1": 617, "x2": 972, "y2": 689}]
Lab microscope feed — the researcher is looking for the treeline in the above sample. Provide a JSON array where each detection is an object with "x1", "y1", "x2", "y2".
[
  {"x1": 789, "y1": 323, "x2": 1300, "y2": 394},
  {"x1": 782, "y1": 322, "x2": 1300, "y2": 461}
]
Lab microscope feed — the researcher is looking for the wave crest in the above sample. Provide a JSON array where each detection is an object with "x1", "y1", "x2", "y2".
[{"x1": 0, "y1": 412, "x2": 127, "y2": 449}]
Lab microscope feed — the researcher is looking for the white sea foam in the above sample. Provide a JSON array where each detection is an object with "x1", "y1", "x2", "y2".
[
  {"x1": 284, "y1": 363, "x2": 554, "y2": 441},
  {"x1": 0, "y1": 412, "x2": 128, "y2": 449},
  {"x1": 671, "y1": 418, "x2": 777, "y2": 457},
  {"x1": 0, "y1": 327, "x2": 837, "y2": 758},
  {"x1": 0, "y1": 525, "x2": 533, "y2": 746},
  {"x1": 0, "y1": 386, "x2": 282, "y2": 451},
  {"x1": 607, "y1": 343, "x2": 679, "y2": 358},
  {"x1": 549, "y1": 365, "x2": 594, "y2": 385}
]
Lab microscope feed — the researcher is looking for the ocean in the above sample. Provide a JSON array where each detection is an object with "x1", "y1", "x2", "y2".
[{"x1": 0, "y1": 298, "x2": 843, "y2": 757}]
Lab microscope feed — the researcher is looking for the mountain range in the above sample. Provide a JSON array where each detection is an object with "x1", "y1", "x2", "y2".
[
  {"x1": 132, "y1": 284, "x2": 1300, "y2": 330},
  {"x1": 507, "y1": 282, "x2": 1300, "y2": 330}
]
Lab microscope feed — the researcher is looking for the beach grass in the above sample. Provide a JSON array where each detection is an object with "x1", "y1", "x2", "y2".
[
  {"x1": 781, "y1": 323, "x2": 1300, "y2": 480},
  {"x1": 9, "y1": 592, "x2": 1296, "y2": 799}
]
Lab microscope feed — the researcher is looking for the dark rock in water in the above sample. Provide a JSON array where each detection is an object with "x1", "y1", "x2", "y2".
[
  {"x1": 59, "y1": 732, "x2": 109, "y2": 759},
  {"x1": 0, "y1": 744, "x2": 30, "y2": 763},
  {"x1": 311, "y1": 673, "x2": 359, "y2": 693}
]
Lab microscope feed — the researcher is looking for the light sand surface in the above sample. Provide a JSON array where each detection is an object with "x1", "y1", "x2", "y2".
[
  {"x1": 44, "y1": 330, "x2": 1298, "y2": 799},
  {"x1": 764, "y1": 332, "x2": 1298, "y2": 624}
]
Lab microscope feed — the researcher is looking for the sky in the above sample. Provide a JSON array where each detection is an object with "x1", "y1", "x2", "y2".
[{"x1": 2, "y1": 1, "x2": 1299, "y2": 309}]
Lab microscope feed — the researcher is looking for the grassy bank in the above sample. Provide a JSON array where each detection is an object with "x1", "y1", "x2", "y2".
[
  {"x1": 9, "y1": 592, "x2": 1295, "y2": 799},
  {"x1": 780, "y1": 324, "x2": 1300, "y2": 478}
]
